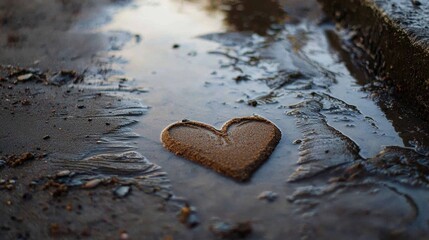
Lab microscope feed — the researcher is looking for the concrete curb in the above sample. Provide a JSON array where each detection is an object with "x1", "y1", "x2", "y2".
[{"x1": 318, "y1": 0, "x2": 429, "y2": 121}]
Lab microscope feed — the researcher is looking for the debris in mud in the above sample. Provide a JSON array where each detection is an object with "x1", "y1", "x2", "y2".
[
  {"x1": 209, "y1": 219, "x2": 252, "y2": 239},
  {"x1": 113, "y1": 185, "x2": 131, "y2": 198},
  {"x1": 246, "y1": 91, "x2": 281, "y2": 107},
  {"x1": 234, "y1": 75, "x2": 251, "y2": 82},
  {"x1": 3, "y1": 66, "x2": 83, "y2": 86},
  {"x1": 257, "y1": 191, "x2": 278, "y2": 202},
  {"x1": 49, "y1": 70, "x2": 83, "y2": 86},
  {"x1": 247, "y1": 100, "x2": 258, "y2": 107},
  {"x1": 0, "y1": 179, "x2": 16, "y2": 190},
  {"x1": 43, "y1": 180, "x2": 69, "y2": 197},
  {"x1": 4, "y1": 152, "x2": 35, "y2": 167},
  {"x1": 21, "y1": 99, "x2": 31, "y2": 105},
  {"x1": 178, "y1": 204, "x2": 199, "y2": 228}
]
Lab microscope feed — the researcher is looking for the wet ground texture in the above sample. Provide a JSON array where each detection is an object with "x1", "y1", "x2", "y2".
[
  {"x1": 1, "y1": 0, "x2": 429, "y2": 239},
  {"x1": 318, "y1": 0, "x2": 429, "y2": 121}
]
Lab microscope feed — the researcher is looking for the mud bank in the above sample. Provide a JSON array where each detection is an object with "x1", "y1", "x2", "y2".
[
  {"x1": 0, "y1": 1, "x2": 193, "y2": 239},
  {"x1": 318, "y1": 0, "x2": 429, "y2": 121}
]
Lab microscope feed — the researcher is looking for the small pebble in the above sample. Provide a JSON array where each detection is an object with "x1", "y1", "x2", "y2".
[
  {"x1": 113, "y1": 186, "x2": 131, "y2": 198},
  {"x1": 17, "y1": 73, "x2": 33, "y2": 81},
  {"x1": 120, "y1": 231, "x2": 129, "y2": 240},
  {"x1": 56, "y1": 170, "x2": 71, "y2": 177},
  {"x1": 43, "y1": 135, "x2": 50, "y2": 140},
  {"x1": 82, "y1": 179, "x2": 102, "y2": 189},
  {"x1": 292, "y1": 139, "x2": 302, "y2": 144}
]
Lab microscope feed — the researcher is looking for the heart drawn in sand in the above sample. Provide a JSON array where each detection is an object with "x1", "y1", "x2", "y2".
[{"x1": 160, "y1": 116, "x2": 281, "y2": 181}]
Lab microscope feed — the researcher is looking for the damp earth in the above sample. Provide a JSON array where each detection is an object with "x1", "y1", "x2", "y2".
[{"x1": 1, "y1": 0, "x2": 429, "y2": 239}]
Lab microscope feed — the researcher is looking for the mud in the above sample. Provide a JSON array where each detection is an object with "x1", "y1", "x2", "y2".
[
  {"x1": 2, "y1": 0, "x2": 429, "y2": 239},
  {"x1": 0, "y1": 1, "x2": 193, "y2": 239},
  {"x1": 317, "y1": 0, "x2": 429, "y2": 122}
]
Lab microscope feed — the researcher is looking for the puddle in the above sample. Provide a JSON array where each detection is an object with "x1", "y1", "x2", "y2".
[
  {"x1": 96, "y1": 0, "x2": 429, "y2": 238},
  {"x1": 2, "y1": 0, "x2": 429, "y2": 239}
]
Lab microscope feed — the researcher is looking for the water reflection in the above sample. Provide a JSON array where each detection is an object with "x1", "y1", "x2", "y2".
[
  {"x1": 221, "y1": 0, "x2": 286, "y2": 34},
  {"x1": 186, "y1": 0, "x2": 287, "y2": 35}
]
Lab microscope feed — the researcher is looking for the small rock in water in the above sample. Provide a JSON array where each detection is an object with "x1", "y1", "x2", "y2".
[
  {"x1": 114, "y1": 185, "x2": 131, "y2": 198},
  {"x1": 210, "y1": 219, "x2": 252, "y2": 239},
  {"x1": 292, "y1": 139, "x2": 302, "y2": 144},
  {"x1": 247, "y1": 100, "x2": 258, "y2": 107},
  {"x1": 178, "y1": 204, "x2": 199, "y2": 228},
  {"x1": 257, "y1": 191, "x2": 278, "y2": 202}
]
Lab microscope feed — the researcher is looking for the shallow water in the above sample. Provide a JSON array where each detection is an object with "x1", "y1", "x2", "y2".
[{"x1": 75, "y1": 0, "x2": 429, "y2": 238}]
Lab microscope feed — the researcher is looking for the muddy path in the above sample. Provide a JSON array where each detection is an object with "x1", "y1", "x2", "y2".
[{"x1": 1, "y1": 0, "x2": 429, "y2": 239}]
